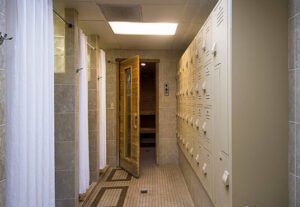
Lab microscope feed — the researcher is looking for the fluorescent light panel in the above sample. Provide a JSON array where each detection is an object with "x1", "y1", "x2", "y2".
[{"x1": 109, "y1": 22, "x2": 178, "y2": 36}]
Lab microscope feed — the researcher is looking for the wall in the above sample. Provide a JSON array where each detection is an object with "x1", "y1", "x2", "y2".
[
  {"x1": 232, "y1": 0, "x2": 288, "y2": 206},
  {"x1": 105, "y1": 49, "x2": 180, "y2": 166},
  {"x1": 54, "y1": 9, "x2": 79, "y2": 207},
  {"x1": 0, "y1": 0, "x2": 5, "y2": 206},
  {"x1": 87, "y1": 35, "x2": 100, "y2": 183},
  {"x1": 289, "y1": 0, "x2": 300, "y2": 206}
]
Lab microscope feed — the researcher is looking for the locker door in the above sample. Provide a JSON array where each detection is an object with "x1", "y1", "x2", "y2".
[{"x1": 212, "y1": 0, "x2": 229, "y2": 156}]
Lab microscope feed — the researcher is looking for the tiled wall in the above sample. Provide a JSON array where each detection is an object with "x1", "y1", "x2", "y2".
[
  {"x1": 105, "y1": 50, "x2": 180, "y2": 166},
  {"x1": 55, "y1": 9, "x2": 79, "y2": 207},
  {"x1": 88, "y1": 35, "x2": 100, "y2": 183},
  {"x1": 0, "y1": 0, "x2": 5, "y2": 206},
  {"x1": 290, "y1": 0, "x2": 300, "y2": 206}
]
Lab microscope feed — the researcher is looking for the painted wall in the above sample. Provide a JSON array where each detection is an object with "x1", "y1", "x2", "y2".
[
  {"x1": 289, "y1": 0, "x2": 300, "y2": 206},
  {"x1": 0, "y1": 0, "x2": 6, "y2": 206},
  {"x1": 105, "y1": 49, "x2": 180, "y2": 166}
]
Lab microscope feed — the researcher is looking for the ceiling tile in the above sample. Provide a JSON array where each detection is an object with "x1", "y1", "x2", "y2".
[
  {"x1": 63, "y1": 2, "x2": 105, "y2": 21},
  {"x1": 142, "y1": 5, "x2": 185, "y2": 22},
  {"x1": 171, "y1": 23, "x2": 201, "y2": 50},
  {"x1": 95, "y1": 0, "x2": 188, "y2": 5},
  {"x1": 115, "y1": 35, "x2": 174, "y2": 50},
  {"x1": 79, "y1": 21, "x2": 120, "y2": 49}
]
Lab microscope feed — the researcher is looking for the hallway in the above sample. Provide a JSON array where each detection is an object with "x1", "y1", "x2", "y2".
[
  {"x1": 0, "y1": 0, "x2": 290, "y2": 206},
  {"x1": 83, "y1": 148, "x2": 194, "y2": 207}
]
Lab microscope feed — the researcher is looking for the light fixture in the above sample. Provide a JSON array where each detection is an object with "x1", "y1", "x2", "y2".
[
  {"x1": 141, "y1": 63, "x2": 146, "y2": 67},
  {"x1": 109, "y1": 22, "x2": 178, "y2": 36}
]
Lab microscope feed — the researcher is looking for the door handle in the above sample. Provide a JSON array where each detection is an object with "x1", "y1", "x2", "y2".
[{"x1": 134, "y1": 114, "x2": 138, "y2": 129}]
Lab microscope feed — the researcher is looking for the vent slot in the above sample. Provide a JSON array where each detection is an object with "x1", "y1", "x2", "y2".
[{"x1": 98, "y1": 4, "x2": 142, "y2": 22}]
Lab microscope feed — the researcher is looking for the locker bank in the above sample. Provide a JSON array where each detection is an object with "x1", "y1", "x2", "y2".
[{"x1": 0, "y1": 0, "x2": 290, "y2": 206}]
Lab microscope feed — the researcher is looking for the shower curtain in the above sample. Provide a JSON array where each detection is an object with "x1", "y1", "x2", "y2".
[
  {"x1": 78, "y1": 29, "x2": 90, "y2": 194},
  {"x1": 99, "y1": 50, "x2": 107, "y2": 170},
  {"x1": 5, "y1": 0, "x2": 55, "y2": 206}
]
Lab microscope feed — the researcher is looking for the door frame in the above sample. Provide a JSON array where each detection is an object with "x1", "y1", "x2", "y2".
[{"x1": 115, "y1": 58, "x2": 160, "y2": 167}]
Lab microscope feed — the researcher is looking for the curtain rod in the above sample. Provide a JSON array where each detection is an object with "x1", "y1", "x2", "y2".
[{"x1": 53, "y1": 9, "x2": 73, "y2": 28}]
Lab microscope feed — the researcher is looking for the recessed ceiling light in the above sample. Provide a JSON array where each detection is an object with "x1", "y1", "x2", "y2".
[
  {"x1": 141, "y1": 63, "x2": 146, "y2": 67},
  {"x1": 109, "y1": 22, "x2": 178, "y2": 36}
]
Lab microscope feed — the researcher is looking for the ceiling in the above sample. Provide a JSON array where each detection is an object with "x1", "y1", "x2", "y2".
[{"x1": 53, "y1": 0, "x2": 217, "y2": 51}]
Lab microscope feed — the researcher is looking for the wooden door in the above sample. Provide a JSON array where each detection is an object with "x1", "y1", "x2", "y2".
[{"x1": 119, "y1": 56, "x2": 140, "y2": 177}]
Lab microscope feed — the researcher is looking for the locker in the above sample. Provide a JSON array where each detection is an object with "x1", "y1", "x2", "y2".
[
  {"x1": 214, "y1": 153, "x2": 230, "y2": 207},
  {"x1": 201, "y1": 106, "x2": 212, "y2": 153}
]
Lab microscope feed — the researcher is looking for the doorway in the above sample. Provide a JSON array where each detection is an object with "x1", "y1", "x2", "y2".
[
  {"x1": 117, "y1": 57, "x2": 159, "y2": 178},
  {"x1": 139, "y1": 61, "x2": 157, "y2": 166}
]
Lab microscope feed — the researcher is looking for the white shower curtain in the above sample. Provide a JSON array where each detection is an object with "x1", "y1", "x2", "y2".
[
  {"x1": 99, "y1": 50, "x2": 107, "y2": 170},
  {"x1": 5, "y1": 0, "x2": 55, "y2": 206},
  {"x1": 78, "y1": 30, "x2": 90, "y2": 194}
]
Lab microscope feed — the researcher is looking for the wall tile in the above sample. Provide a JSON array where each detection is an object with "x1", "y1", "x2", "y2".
[
  {"x1": 290, "y1": 174, "x2": 296, "y2": 207},
  {"x1": 289, "y1": 16, "x2": 300, "y2": 69},
  {"x1": 107, "y1": 156, "x2": 117, "y2": 167},
  {"x1": 88, "y1": 69, "x2": 97, "y2": 89},
  {"x1": 55, "y1": 113, "x2": 75, "y2": 142},
  {"x1": 0, "y1": 180, "x2": 4, "y2": 207},
  {"x1": 90, "y1": 171, "x2": 97, "y2": 183},
  {"x1": 107, "y1": 139, "x2": 116, "y2": 157},
  {"x1": 55, "y1": 142, "x2": 75, "y2": 170},
  {"x1": 89, "y1": 151, "x2": 97, "y2": 171},
  {"x1": 0, "y1": 0, "x2": 5, "y2": 15},
  {"x1": 55, "y1": 170, "x2": 75, "y2": 199},
  {"x1": 88, "y1": 89, "x2": 97, "y2": 110},
  {"x1": 88, "y1": 111, "x2": 97, "y2": 131},
  {"x1": 295, "y1": 70, "x2": 300, "y2": 122},
  {"x1": 89, "y1": 130, "x2": 97, "y2": 152},
  {"x1": 55, "y1": 56, "x2": 76, "y2": 85},
  {"x1": 290, "y1": 0, "x2": 300, "y2": 18},
  {"x1": 0, "y1": 126, "x2": 5, "y2": 181},
  {"x1": 0, "y1": 13, "x2": 6, "y2": 70},
  {"x1": 290, "y1": 123, "x2": 296, "y2": 174},
  {"x1": 290, "y1": 70, "x2": 296, "y2": 122},
  {"x1": 55, "y1": 199, "x2": 75, "y2": 207},
  {"x1": 159, "y1": 108, "x2": 176, "y2": 139},
  {"x1": 55, "y1": 85, "x2": 75, "y2": 113},
  {"x1": 0, "y1": 71, "x2": 4, "y2": 125},
  {"x1": 159, "y1": 139, "x2": 178, "y2": 165},
  {"x1": 296, "y1": 176, "x2": 300, "y2": 206}
]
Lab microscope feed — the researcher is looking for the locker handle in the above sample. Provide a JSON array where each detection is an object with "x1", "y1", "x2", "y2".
[
  {"x1": 134, "y1": 114, "x2": 138, "y2": 129},
  {"x1": 186, "y1": 143, "x2": 189, "y2": 150},
  {"x1": 190, "y1": 148, "x2": 194, "y2": 157},
  {"x1": 195, "y1": 154, "x2": 200, "y2": 165},
  {"x1": 202, "y1": 81, "x2": 207, "y2": 93},
  {"x1": 212, "y1": 42, "x2": 217, "y2": 57},
  {"x1": 202, "y1": 40, "x2": 206, "y2": 51},
  {"x1": 202, "y1": 122, "x2": 207, "y2": 134},
  {"x1": 222, "y1": 171, "x2": 230, "y2": 187},
  {"x1": 202, "y1": 163, "x2": 208, "y2": 176}
]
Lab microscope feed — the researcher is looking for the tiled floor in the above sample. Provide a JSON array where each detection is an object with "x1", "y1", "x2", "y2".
[{"x1": 84, "y1": 148, "x2": 194, "y2": 207}]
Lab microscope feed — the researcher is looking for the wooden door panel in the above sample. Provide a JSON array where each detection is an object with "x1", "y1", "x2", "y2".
[{"x1": 119, "y1": 56, "x2": 140, "y2": 177}]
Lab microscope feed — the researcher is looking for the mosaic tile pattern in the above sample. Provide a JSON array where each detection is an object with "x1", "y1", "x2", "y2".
[
  {"x1": 84, "y1": 148, "x2": 194, "y2": 207},
  {"x1": 106, "y1": 169, "x2": 132, "y2": 182}
]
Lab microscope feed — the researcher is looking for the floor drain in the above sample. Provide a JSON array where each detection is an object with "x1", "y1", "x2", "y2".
[{"x1": 140, "y1": 189, "x2": 148, "y2": 194}]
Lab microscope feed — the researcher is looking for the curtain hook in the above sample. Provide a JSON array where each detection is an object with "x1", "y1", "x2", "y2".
[
  {"x1": 0, "y1": 32, "x2": 13, "y2": 46},
  {"x1": 76, "y1": 68, "x2": 84, "y2": 73}
]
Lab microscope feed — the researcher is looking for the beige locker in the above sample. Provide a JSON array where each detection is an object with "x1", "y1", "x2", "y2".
[{"x1": 214, "y1": 153, "x2": 230, "y2": 207}]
